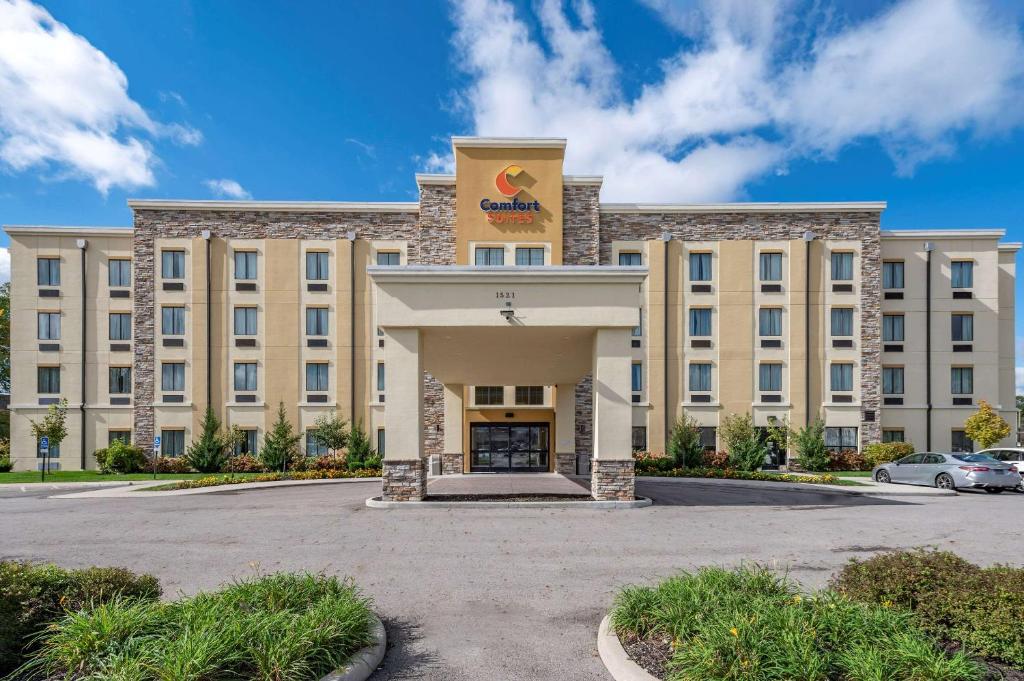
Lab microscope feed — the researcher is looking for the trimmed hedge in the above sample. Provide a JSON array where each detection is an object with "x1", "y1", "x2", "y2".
[
  {"x1": 0, "y1": 562, "x2": 160, "y2": 675},
  {"x1": 831, "y1": 549, "x2": 1024, "y2": 667},
  {"x1": 639, "y1": 466, "x2": 840, "y2": 485}
]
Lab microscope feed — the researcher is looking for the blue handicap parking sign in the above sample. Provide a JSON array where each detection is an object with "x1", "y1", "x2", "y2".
[{"x1": 40, "y1": 436, "x2": 49, "y2": 452}]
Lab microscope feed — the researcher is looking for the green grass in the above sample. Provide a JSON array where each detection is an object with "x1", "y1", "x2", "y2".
[
  {"x1": 18, "y1": 573, "x2": 376, "y2": 681},
  {"x1": 830, "y1": 471, "x2": 873, "y2": 478},
  {"x1": 611, "y1": 566, "x2": 984, "y2": 681},
  {"x1": 0, "y1": 471, "x2": 263, "y2": 484}
]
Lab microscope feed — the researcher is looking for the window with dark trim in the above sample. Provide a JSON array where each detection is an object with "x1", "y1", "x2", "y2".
[
  {"x1": 631, "y1": 363, "x2": 643, "y2": 392},
  {"x1": 882, "y1": 429, "x2": 905, "y2": 443},
  {"x1": 475, "y1": 247, "x2": 503, "y2": 266},
  {"x1": 161, "y1": 430, "x2": 185, "y2": 458},
  {"x1": 233, "y1": 362, "x2": 257, "y2": 392},
  {"x1": 689, "y1": 363, "x2": 711, "y2": 392},
  {"x1": 830, "y1": 308, "x2": 854, "y2": 336},
  {"x1": 475, "y1": 386, "x2": 504, "y2": 405},
  {"x1": 825, "y1": 427, "x2": 857, "y2": 452},
  {"x1": 234, "y1": 307, "x2": 257, "y2": 336},
  {"x1": 305, "y1": 363, "x2": 328, "y2": 392},
  {"x1": 515, "y1": 247, "x2": 544, "y2": 266},
  {"x1": 161, "y1": 251, "x2": 184, "y2": 279},
  {"x1": 618, "y1": 252, "x2": 642, "y2": 266},
  {"x1": 109, "y1": 367, "x2": 132, "y2": 394},
  {"x1": 951, "y1": 430, "x2": 974, "y2": 453},
  {"x1": 689, "y1": 308, "x2": 712, "y2": 336},
  {"x1": 108, "y1": 259, "x2": 131, "y2": 287},
  {"x1": 305, "y1": 307, "x2": 329, "y2": 336},
  {"x1": 951, "y1": 261, "x2": 973, "y2": 289},
  {"x1": 882, "y1": 367, "x2": 904, "y2": 395},
  {"x1": 689, "y1": 252, "x2": 711, "y2": 281},
  {"x1": 109, "y1": 313, "x2": 131, "y2": 341},
  {"x1": 631, "y1": 426, "x2": 647, "y2": 452},
  {"x1": 37, "y1": 312, "x2": 60, "y2": 340},
  {"x1": 306, "y1": 252, "x2": 329, "y2": 280},
  {"x1": 234, "y1": 251, "x2": 257, "y2": 280},
  {"x1": 951, "y1": 314, "x2": 973, "y2": 342},
  {"x1": 376, "y1": 251, "x2": 401, "y2": 266},
  {"x1": 515, "y1": 386, "x2": 544, "y2": 405},
  {"x1": 951, "y1": 367, "x2": 973, "y2": 394},
  {"x1": 377, "y1": 428, "x2": 386, "y2": 457},
  {"x1": 161, "y1": 306, "x2": 185, "y2": 336},
  {"x1": 883, "y1": 314, "x2": 904, "y2": 342},
  {"x1": 758, "y1": 363, "x2": 782, "y2": 392},
  {"x1": 831, "y1": 252, "x2": 854, "y2": 281},
  {"x1": 882, "y1": 261, "x2": 904, "y2": 289},
  {"x1": 108, "y1": 430, "x2": 131, "y2": 445},
  {"x1": 759, "y1": 253, "x2": 782, "y2": 281},
  {"x1": 37, "y1": 257, "x2": 60, "y2": 286},
  {"x1": 758, "y1": 308, "x2": 782, "y2": 336},
  {"x1": 699, "y1": 427, "x2": 717, "y2": 451},
  {"x1": 161, "y1": 363, "x2": 185, "y2": 392},
  {"x1": 830, "y1": 363, "x2": 854, "y2": 392},
  {"x1": 235, "y1": 429, "x2": 258, "y2": 456},
  {"x1": 38, "y1": 366, "x2": 60, "y2": 393}
]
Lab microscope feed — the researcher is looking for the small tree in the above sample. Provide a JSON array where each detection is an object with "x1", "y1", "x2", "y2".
[
  {"x1": 666, "y1": 415, "x2": 703, "y2": 468},
  {"x1": 30, "y1": 399, "x2": 68, "y2": 471},
  {"x1": 185, "y1": 406, "x2": 230, "y2": 473},
  {"x1": 790, "y1": 417, "x2": 830, "y2": 472},
  {"x1": 260, "y1": 402, "x2": 301, "y2": 472},
  {"x1": 309, "y1": 411, "x2": 349, "y2": 460},
  {"x1": 720, "y1": 412, "x2": 765, "y2": 471},
  {"x1": 346, "y1": 420, "x2": 379, "y2": 471},
  {"x1": 964, "y1": 400, "x2": 1011, "y2": 450}
]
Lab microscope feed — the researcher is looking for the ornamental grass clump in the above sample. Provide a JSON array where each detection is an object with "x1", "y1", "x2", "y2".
[
  {"x1": 18, "y1": 573, "x2": 376, "y2": 681},
  {"x1": 611, "y1": 565, "x2": 983, "y2": 681}
]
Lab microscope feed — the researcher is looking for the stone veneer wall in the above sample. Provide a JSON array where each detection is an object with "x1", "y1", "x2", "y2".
[
  {"x1": 598, "y1": 210, "x2": 884, "y2": 446},
  {"x1": 591, "y1": 459, "x2": 635, "y2": 501},
  {"x1": 382, "y1": 458, "x2": 427, "y2": 501}
]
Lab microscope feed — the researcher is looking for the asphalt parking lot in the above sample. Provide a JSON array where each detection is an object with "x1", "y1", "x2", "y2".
[{"x1": 1, "y1": 479, "x2": 1021, "y2": 680}]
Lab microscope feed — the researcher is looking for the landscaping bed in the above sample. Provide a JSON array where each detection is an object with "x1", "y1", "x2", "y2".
[
  {"x1": 608, "y1": 551, "x2": 1023, "y2": 681},
  {"x1": 426, "y1": 493, "x2": 592, "y2": 502},
  {"x1": 141, "y1": 467, "x2": 381, "y2": 491},
  {"x1": 636, "y1": 466, "x2": 852, "y2": 486}
]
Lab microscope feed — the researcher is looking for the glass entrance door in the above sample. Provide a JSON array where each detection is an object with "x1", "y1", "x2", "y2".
[{"x1": 470, "y1": 423, "x2": 549, "y2": 472}]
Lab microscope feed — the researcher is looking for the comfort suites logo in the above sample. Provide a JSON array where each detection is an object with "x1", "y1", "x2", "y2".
[{"x1": 480, "y1": 164, "x2": 541, "y2": 224}]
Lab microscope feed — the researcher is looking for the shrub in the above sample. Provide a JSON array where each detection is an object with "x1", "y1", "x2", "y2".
[
  {"x1": 633, "y1": 451, "x2": 674, "y2": 474},
  {"x1": 260, "y1": 403, "x2": 301, "y2": 471},
  {"x1": 308, "y1": 454, "x2": 349, "y2": 472},
  {"x1": 828, "y1": 449, "x2": 870, "y2": 471},
  {"x1": 666, "y1": 415, "x2": 703, "y2": 468},
  {"x1": 0, "y1": 561, "x2": 160, "y2": 675},
  {"x1": 148, "y1": 456, "x2": 192, "y2": 474},
  {"x1": 719, "y1": 413, "x2": 765, "y2": 471},
  {"x1": 832, "y1": 549, "x2": 1024, "y2": 667},
  {"x1": 862, "y1": 441, "x2": 915, "y2": 468},
  {"x1": 790, "y1": 418, "x2": 830, "y2": 471},
  {"x1": 638, "y1": 467, "x2": 839, "y2": 485},
  {"x1": 308, "y1": 411, "x2": 349, "y2": 458},
  {"x1": 700, "y1": 450, "x2": 729, "y2": 469},
  {"x1": 94, "y1": 440, "x2": 149, "y2": 474},
  {"x1": 346, "y1": 420, "x2": 378, "y2": 471},
  {"x1": 185, "y1": 407, "x2": 231, "y2": 473},
  {"x1": 0, "y1": 439, "x2": 11, "y2": 472},
  {"x1": 223, "y1": 454, "x2": 265, "y2": 473}
]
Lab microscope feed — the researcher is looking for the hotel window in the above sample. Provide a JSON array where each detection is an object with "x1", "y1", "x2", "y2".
[
  {"x1": 882, "y1": 261, "x2": 904, "y2": 289},
  {"x1": 515, "y1": 247, "x2": 544, "y2": 266},
  {"x1": 515, "y1": 386, "x2": 544, "y2": 405},
  {"x1": 951, "y1": 261, "x2": 973, "y2": 288},
  {"x1": 633, "y1": 308, "x2": 643, "y2": 337},
  {"x1": 234, "y1": 307, "x2": 257, "y2": 336},
  {"x1": 306, "y1": 252, "x2": 329, "y2": 280},
  {"x1": 161, "y1": 430, "x2": 185, "y2": 458},
  {"x1": 234, "y1": 362, "x2": 257, "y2": 392},
  {"x1": 108, "y1": 430, "x2": 131, "y2": 446},
  {"x1": 475, "y1": 386, "x2": 504, "y2": 405},
  {"x1": 37, "y1": 312, "x2": 60, "y2": 340},
  {"x1": 830, "y1": 363, "x2": 853, "y2": 392},
  {"x1": 882, "y1": 314, "x2": 904, "y2": 342},
  {"x1": 306, "y1": 431, "x2": 327, "y2": 457},
  {"x1": 475, "y1": 247, "x2": 504, "y2": 266},
  {"x1": 619, "y1": 252, "x2": 642, "y2": 266},
  {"x1": 825, "y1": 427, "x2": 858, "y2": 452},
  {"x1": 38, "y1": 366, "x2": 60, "y2": 394},
  {"x1": 758, "y1": 308, "x2": 782, "y2": 336},
  {"x1": 235, "y1": 429, "x2": 258, "y2": 456},
  {"x1": 759, "y1": 253, "x2": 782, "y2": 281},
  {"x1": 830, "y1": 308, "x2": 854, "y2": 337},
  {"x1": 109, "y1": 367, "x2": 131, "y2": 395},
  {"x1": 377, "y1": 429, "x2": 386, "y2": 457},
  {"x1": 882, "y1": 367, "x2": 904, "y2": 395},
  {"x1": 631, "y1": 363, "x2": 642, "y2": 392},
  {"x1": 631, "y1": 426, "x2": 647, "y2": 452},
  {"x1": 161, "y1": 363, "x2": 185, "y2": 392},
  {"x1": 699, "y1": 427, "x2": 717, "y2": 451},
  {"x1": 951, "y1": 314, "x2": 973, "y2": 342},
  {"x1": 758, "y1": 363, "x2": 782, "y2": 392},
  {"x1": 951, "y1": 367, "x2": 973, "y2": 394},
  {"x1": 951, "y1": 430, "x2": 974, "y2": 453},
  {"x1": 377, "y1": 251, "x2": 401, "y2": 266},
  {"x1": 376, "y1": 362, "x2": 385, "y2": 393},
  {"x1": 831, "y1": 252, "x2": 854, "y2": 281},
  {"x1": 306, "y1": 307, "x2": 329, "y2": 336},
  {"x1": 306, "y1": 363, "x2": 328, "y2": 392},
  {"x1": 882, "y1": 429, "x2": 905, "y2": 443},
  {"x1": 161, "y1": 250, "x2": 185, "y2": 279},
  {"x1": 234, "y1": 251, "x2": 257, "y2": 280},
  {"x1": 37, "y1": 257, "x2": 60, "y2": 286},
  {"x1": 689, "y1": 252, "x2": 712, "y2": 281},
  {"x1": 108, "y1": 259, "x2": 131, "y2": 287},
  {"x1": 161, "y1": 306, "x2": 185, "y2": 336},
  {"x1": 689, "y1": 363, "x2": 712, "y2": 392},
  {"x1": 689, "y1": 308, "x2": 711, "y2": 336},
  {"x1": 109, "y1": 313, "x2": 131, "y2": 341}
]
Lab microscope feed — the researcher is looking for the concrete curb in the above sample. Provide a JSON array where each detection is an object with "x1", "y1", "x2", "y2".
[
  {"x1": 597, "y1": 615, "x2": 659, "y2": 681},
  {"x1": 320, "y1": 614, "x2": 386, "y2": 681},
  {"x1": 635, "y1": 475, "x2": 957, "y2": 497},
  {"x1": 0, "y1": 480, "x2": 153, "y2": 490},
  {"x1": 365, "y1": 495, "x2": 653, "y2": 509},
  {"x1": 52, "y1": 477, "x2": 381, "y2": 499}
]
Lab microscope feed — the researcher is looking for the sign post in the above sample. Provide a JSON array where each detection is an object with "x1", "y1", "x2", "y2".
[
  {"x1": 152, "y1": 436, "x2": 161, "y2": 479},
  {"x1": 39, "y1": 436, "x2": 49, "y2": 482}
]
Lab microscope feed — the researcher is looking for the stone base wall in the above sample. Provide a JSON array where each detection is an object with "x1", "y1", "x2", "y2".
[
  {"x1": 555, "y1": 452, "x2": 576, "y2": 475},
  {"x1": 382, "y1": 459, "x2": 427, "y2": 501},
  {"x1": 591, "y1": 459, "x2": 635, "y2": 501},
  {"x1": 441, "y1": 452, "x2": 463, "y2": 475}
]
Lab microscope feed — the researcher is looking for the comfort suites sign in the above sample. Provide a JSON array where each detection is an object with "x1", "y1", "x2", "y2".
[{"x1": 479, "y1": 165, "x2": 542, "y2": 224}]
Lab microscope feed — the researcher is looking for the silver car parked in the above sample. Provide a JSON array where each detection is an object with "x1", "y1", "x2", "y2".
[{"x1": 872, "y1": 452, "x2": 1019, "y2": 493}]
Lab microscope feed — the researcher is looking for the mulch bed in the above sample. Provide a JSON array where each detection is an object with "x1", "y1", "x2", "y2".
[{"x1": 424, "y1": 493, "x2": 593, "y2": 502}]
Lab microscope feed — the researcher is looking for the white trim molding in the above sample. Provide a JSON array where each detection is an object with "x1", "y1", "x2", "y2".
[
  {"x1": 451, "y1": 136, "x2": 567, "y2": 149},
  {"x1": 600, "y1": 201, "x2": 887, "y2": 214},
  {"x1": 414, "y1": 174, "x2": 455, "y2": 185},
  {"x1": 4, "y1": 225, "x2": 132, "y2": 237},
  {"x1": 367, "y1": 264, "x2": 648, "y2": 285},
  {"x1": 881, "y1": 229, "x2": 1006, "y2": 240}
]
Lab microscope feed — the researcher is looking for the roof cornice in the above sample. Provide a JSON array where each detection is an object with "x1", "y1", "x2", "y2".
[
  {"x1": 127, "y1": 200, "x2": 419, "y2": 213},
  {"x1": 998, "y1": 243, "x2": 1021, "y2": 252},
  {"x1": 415, "y1": 174, "x2": 455, "y2": 185},
  {"x1": 564, "y1": 175, "x2": 603, "y2": 186},
  {"x1": 4, "y1": 225, "x2": 132, "y2": 237},
  {"x1": 451, "y1": 136, "x2": 567, "y2": 150},
  {"x1": 600, "y1": 201, "x2": 887, "y2": 214},
  {"x1": 881, "y1": 229, "x2": 1006, "y2": 239}
]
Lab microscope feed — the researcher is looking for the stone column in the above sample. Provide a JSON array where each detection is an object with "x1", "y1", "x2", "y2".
[
  {"x1": 591, "y1": 328, "x2": 635, "y2": 501},
  {"x1": 442, "y1": 383, "x2": 464, "y2": 474},
  {"x1": 381, "y1": 328, "x2": 426, "y2": 501},
  {"x1": 555, "y1": 383, "x2": 577, "y2": 475}
]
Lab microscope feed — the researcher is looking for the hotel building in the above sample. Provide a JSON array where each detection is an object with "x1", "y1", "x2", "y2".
[{"x1": 5, "y1": 137, "x2": 1018, "y2": 500}]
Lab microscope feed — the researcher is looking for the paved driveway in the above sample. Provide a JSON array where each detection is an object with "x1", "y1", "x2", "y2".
[{"x1": 1, "y1": 479, "x2": 1021, "y2": 680}]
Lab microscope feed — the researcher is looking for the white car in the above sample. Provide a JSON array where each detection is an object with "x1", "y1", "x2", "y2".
[{"x1": 974, "y1": 448, "x2": 1024, "y2": 491}]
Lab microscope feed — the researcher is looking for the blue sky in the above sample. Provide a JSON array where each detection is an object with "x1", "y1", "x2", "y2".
[{"x1": 1, "y1": 0, "x2": 1023, "y2": 381}]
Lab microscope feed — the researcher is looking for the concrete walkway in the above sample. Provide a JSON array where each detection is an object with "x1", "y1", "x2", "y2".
[{"x1": 426, "y1": 473, "x2": 589, "y2": 496}]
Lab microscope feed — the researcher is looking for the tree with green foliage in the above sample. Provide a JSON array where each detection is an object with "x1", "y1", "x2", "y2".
[
  {"x1": 29, "y1": 399, "x2": 68, "y2": 470},
  {"x1": 345, "y1": 420, "x2": 380, "y2": 470},
  {"x1": 309, "y1": 411, "x2": 349, "y2": 459},
  {"x1": 964, "y1": 400, "x2": 1011, "y2": 449},
  {"x1": 260, "y1": 403, "x2": 301, "y2": 472},
  {"x1": 666, "y1": 414, "x2": 703, "y2": 468},
  {"x1": 790, "y1": 417, "x2": 830, "y2": 471},
  {"x1": 185, "y1": 406, "x2": 231, "y2": 473},
  {"x1": 719, "y1": 412, "x2": 765, "y2": 471}
]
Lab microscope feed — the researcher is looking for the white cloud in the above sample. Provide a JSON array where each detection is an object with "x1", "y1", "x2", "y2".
[
  {"x1": 0, "y1": 247, "x2": 9, "y2": 283},
  {"x1": 0, "y1": 0, "x2": 201, "y2": 194},
  {"x1": 203, "y1": 178, "x2": 251, "y2": 200},
  {"x1": 1016, "y1": 366, "x2": 1024, "y2": 395},
  {"x1": 439, "y1": 0, "x2": 1024, "y2": 201}
]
